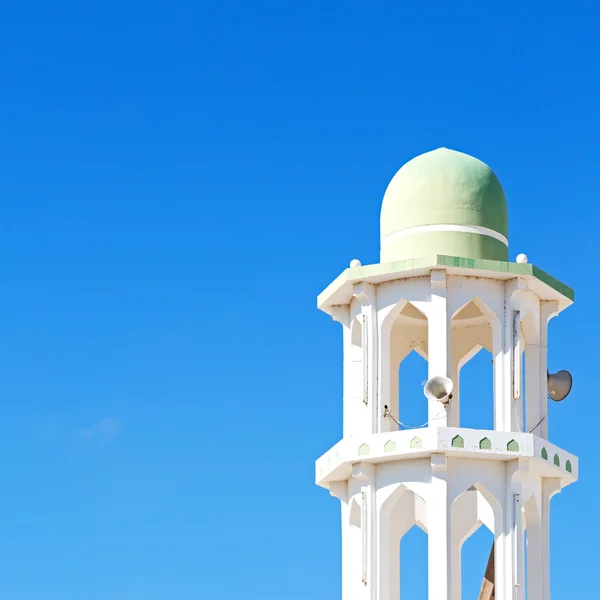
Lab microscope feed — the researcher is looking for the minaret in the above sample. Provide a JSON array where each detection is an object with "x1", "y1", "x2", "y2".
[{"x1": 315, "y1": 148, "x2": 576, "y2": 600}]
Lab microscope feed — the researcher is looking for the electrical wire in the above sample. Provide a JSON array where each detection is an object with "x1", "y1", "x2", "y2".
[
  {"x1": 383, "y1": 405, "x2": 446, "y2": 430},
  {"x1": 384, "y1": 402, "x2": 547, "y2": 433}
]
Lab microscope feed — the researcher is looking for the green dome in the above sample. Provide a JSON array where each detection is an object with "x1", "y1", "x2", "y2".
[{"x1": 380, "y1": 148, "x2": 508, "y2": 263}]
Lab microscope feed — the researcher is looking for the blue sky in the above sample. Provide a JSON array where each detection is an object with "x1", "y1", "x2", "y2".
[{"x1": 0, "y1": 1, "x2": 598, "y2": 598}]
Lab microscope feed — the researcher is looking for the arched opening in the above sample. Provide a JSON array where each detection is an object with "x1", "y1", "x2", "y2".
[
  {"x1": 451, "y1": 483, "x2": 500, "y2": 600},
  {"x1": 450, "y1": 297, "x2": 497, "y2": 430},
  {"x1": 398, "y1": 350, "x2": 429, "y2": 429},
  {"x1": 459, "y1": 348, "x2": 494, "y2": 430},
  {"x1": 400, "y1": 525, "x2": 428, "y2": 599},
  {"x1": 380, "y1": 484, "x2": 428, "y2": 600},
  {"x1": 388, "y1": 301, "x2": 428, "y2": 431},
  {"x1": 462, "y1": 524, "x2": 494, "y2": 599}
]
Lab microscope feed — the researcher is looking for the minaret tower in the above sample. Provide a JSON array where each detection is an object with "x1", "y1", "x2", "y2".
[{"x1": 315, "y1": 148, "x2": 576, "y2": 600}]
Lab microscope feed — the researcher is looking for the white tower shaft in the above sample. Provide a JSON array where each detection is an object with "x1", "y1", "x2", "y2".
[{"x1": 317, "y1": 262, "x2": 576, "y2": 600}]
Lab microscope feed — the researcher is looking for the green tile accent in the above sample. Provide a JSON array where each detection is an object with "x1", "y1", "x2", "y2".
[
  {"x1": 479, "y1": 437, "x2": 492, "y2": 450},
  {"x1": 358, "y1": 443, "x2": 370, "y2": 456},
  {"x1": 507, "y1": 440, "x2": 519, "y2": 452},
  {"x1": 410, "y1": 436, "x2": 422, "y2": 449},
  {"x1": 566, "y1": 460, "x2": 572, "y2": 473},
  {"x1": 452, "y1": 435, "x2": 464, "y2": 448},
  {"x1": 554, "y1": 454, "x2": 560, "y2": 467},
  {"x1": 384, "y1": 440, "x2": 397, "y2": 453},
  {"x1": 541, "y1": 447, "x2": 548, "y2": 460}
]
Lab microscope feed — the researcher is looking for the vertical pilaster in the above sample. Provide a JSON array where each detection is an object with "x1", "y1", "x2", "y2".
[
  {"x1": 513, "y1": 310, "x2": 524, "y2": 432},
  {"x1": 448, "y1": 359, "x2": 460, "y2": 428},
  {"x1": 428, "y1": 270, "x2": 450, "y2": 427},
  {"x1": 354, "y1": 284, "x2": 379, "y2": 434},
  {"x1": 541, "y1": 479, "x2": 561, "y2": 600},
  {"x1": 376, "y1": 499, "x2": 393, "y2": 600},
  {"x1": 515, "y1": 496, "x2": 526, "y2": 600},
  {"x1": 330, "y1": 481, "x2": 353, "y2": 600},
  {"x1": 497, "y1": 460, "x2": 520, "y2": 600},
  {"x1": 354, "y1": 463, "x2": 377, "y2": 600},
  {"x1": 493, "y1": 320, "x2": 504, "y2": 431},
  {"x1": 499, "y1": 280, "x2": 526, "y2": 432},
  {"x1": 539, "y1": 301, "x2": 559, "y2": 439},
  {"x1": 333, "y1": 305, "x2": 354, "y2": 438},
  {"x1": 525, "y1": 343, "x2": 542, "y2": 433},
  {"x1": 525, "y1": 505, "x2": 543, "y2": 600},
  {"x1": 428, "y1": 454, "x2": 450, "y2": 599}
]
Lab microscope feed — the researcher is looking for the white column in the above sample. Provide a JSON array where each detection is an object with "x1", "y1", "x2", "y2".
[
  {"x1": 334, "y1": 305, "x2": 354, "y2": 438},
  {"x1": 448, "y1": 359, "x2": 460, "y2": 428},
  {"x1": 513, "y1": 311, "x2": 524, "y2": 433},
  {"x1": 541, "y1": 479, "x2": 561, "y2": 600},
  {"x1": 526, "y1": 507, "x2": 543, "y2": 600},
  {"x1": 496, "y1": 460, "x2": 521, "y2": 600},
  {"x1": 376, "y1": 511, "x2": 398, "y2": 600},
  {"x1": 354, "y1": 284, "x2": 379, "y2": 434},
  {"x1": 428, "y1": 454, "x2": 450, "y2": 599},
  {"x1": 330, "y1": 482, "x2": 353, "y2": 600},
  {"x1": 525, "y1": 343, "x2": 541, "y2": 433},
  {"x1": 499, "y1": 280, "x2": 526, "y2": 432},
  {"x1": 492, "y1": 320, "x2": 504, "y2": 432},
  {"x1": 354, "y1": 463, "x2": 377, "y2": 600},
  {"x1": 516, "y1": 501, "x2": 526, "y2": 600},
  {"x1": 378, "y1": 493, "x2": 413, "y2": 600},
  {"x1": 381, "y1": 344, "x2": 402, "y2": 435},
  {"x1": 539, "y1": 301, "x2": 559, "y2": 439},
  {"x1": 428, "y1": 270, "x2": 450, "y2": 427}
]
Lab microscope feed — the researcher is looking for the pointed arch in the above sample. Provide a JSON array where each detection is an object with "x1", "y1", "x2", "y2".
[
  {"x1": 398, "y1": 348, "x2": 429, "y2": 430},
  {"x1": 378, "y1": 279, "x2": 432, "y2": 434},
  {"x1": 449, "y1": 293, "x2": 500, "y2": 429},
  {"x1": 450, "y1": 480, "x2": 501, "y2": 600},
  {"x1": 376, "y1": 481, "x2": 429, "y2": 600},
  {"x1": 447, "y1": 277, "x2": 504, "y2": 326},
  {"x1": 448, "y1": 460, "x2": 505, "y2": 519}
]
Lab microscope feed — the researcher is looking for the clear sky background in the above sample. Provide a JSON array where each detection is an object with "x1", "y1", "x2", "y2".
[{"x1": 0, "y1": 1, "x2": 598, "y2": 598}]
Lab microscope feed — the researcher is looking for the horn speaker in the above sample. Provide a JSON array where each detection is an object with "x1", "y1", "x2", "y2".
[
  {"x1": 423, "y1": 375, "x2": 454, "y2": 405},
  {"x1": 547, "y1": 370, "x2": 572, "y2": 402}
]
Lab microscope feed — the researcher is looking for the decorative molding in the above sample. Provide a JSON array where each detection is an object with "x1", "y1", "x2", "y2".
[
  {"x1": 451, "y1": 435, "x2": 464, "y2": 448},
  {"x1": 358, "y1": 443, "x2": 370, "y2": 456},
  {"x1": 479, "y1": 437, "x2": 492, "y2": 450},
  {"x1": 384, "y1": 440, "x2": 396, "y2": 453},
  {"x1": 381, "y1": 223, "x2": 509, "y2": 247},
  {"x1": 410, "y1": 436, "x2": 423, "y2": 449}
]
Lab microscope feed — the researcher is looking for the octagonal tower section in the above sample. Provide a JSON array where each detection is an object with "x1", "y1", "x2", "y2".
[{"x1": 315, "y1": 148, "x2": 576, "y2": 600}]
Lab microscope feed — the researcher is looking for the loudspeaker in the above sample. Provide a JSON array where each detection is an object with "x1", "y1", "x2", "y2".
[
  {"x1": 547, "y1": 370, "x2": 572, "y2": 402},
  {"x1": 424, "y1": 375, "x2": 454, "y2": 405}
]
